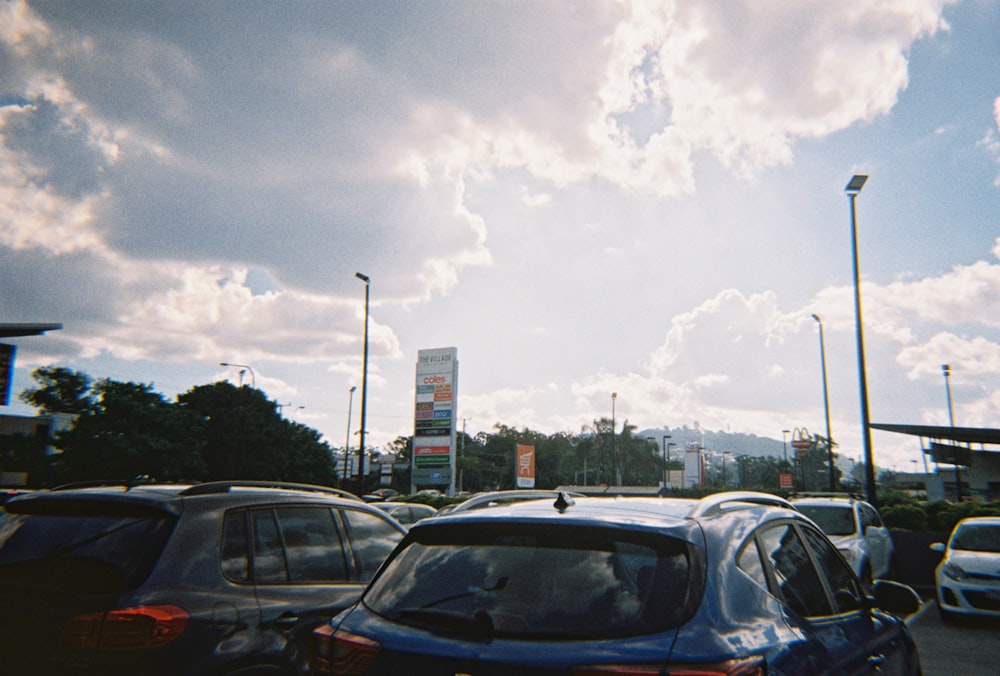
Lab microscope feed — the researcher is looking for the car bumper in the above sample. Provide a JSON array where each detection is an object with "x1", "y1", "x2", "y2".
[{"x1": 936, "y1": 578, "x2": 1000, "y2": 617}]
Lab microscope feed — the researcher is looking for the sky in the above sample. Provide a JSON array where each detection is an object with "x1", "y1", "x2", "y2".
[{"x1": 2, "y1": 0, "x2": 999, "y2": 475}]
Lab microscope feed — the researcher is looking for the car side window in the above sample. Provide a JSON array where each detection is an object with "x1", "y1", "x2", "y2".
[
  {"x1": 736, "y1": 538, "x2": 768, "y2": 590},
  {"x1": 221, "y1": 511, "x2": 250, "y2": 582},
  {"x1": 860, "y1": 504, "x2": 882, "y2": 529},
  {"x1": 250, "y1": 509, "x2": 288, "y2": 583},
  {"x1": 758, "y1": 523, "x2": 833, "y2": 618},
  {"x1": 800, "y1": 525, "x2": 862, "y2": 613},
  {"x1": 274, "y1": 506, "x2": 348, "y2": 583},
  {"x1": 341, "y1": 508, "x2": 404, "y2": 582}
]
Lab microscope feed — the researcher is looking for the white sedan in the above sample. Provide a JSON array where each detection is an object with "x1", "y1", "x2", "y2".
[{"x1": 931, "y1": 516, "x2": 1000, "y2": 621}]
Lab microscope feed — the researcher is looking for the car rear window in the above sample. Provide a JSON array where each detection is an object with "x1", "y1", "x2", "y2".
[
  {"x1": 0, "y1": 499, "x2": 176, "y2": 595},
  {"x1": 362, "y1": 523, "x2": 698, "y2": 639},
  {"x1": 796, "y1": 505, "x2": 856, "y2": 536}
]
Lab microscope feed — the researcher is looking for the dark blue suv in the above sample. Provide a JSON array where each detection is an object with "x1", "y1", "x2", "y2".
[
  {"x1": 311, "y1": 491, "x2": 922, "y2": 675},
  {"x1": 0, "y1": 480, "x2": 406, "y2": 675}
]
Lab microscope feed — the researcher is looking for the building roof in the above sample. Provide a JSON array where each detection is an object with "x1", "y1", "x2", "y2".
[
  {"x1": 871, "y1": 422, "x2": 1000, "y2": 446},
  {"x1": 0, "y1": 323, "x2": 63, "y2": 338}
]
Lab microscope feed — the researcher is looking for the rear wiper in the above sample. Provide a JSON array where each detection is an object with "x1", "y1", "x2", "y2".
[
  {"x1": 46, "y1": 518, "x2": 145, "y2": 558},
  {"x1": 420, "y1": 576, "x2": 508, "y2": 609},
  {"x1": 394, "y1": 607, "x2": 495, "y2": 637}
]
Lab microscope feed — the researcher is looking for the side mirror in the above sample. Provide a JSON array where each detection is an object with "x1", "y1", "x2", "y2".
[
  {"x1": 870, "y1": 580, "x2": 922, "y2": 616},
  {"x1": 929, "y1": 542, "x2": 945, "y2": 553}
]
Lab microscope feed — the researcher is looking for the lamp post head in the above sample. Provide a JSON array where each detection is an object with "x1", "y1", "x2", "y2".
[
  {"x1": 355, "y1": 272, "x2": 370, "y2": 283},
  {"x1": 942, "y1": 364, "x2": 950, "y2": 376},
  {"x1": 350, "y1": 385, "x2": 357, "y2": 393},
  {"x1": 811, "y1": 313, "x2": 821, "y2": 324},
  {"x1": 611, "y1": 392, "x2": 617, "y2": 399},
  {"x1": 845, "y1": 174, "x2": 868, "y2": 195}
]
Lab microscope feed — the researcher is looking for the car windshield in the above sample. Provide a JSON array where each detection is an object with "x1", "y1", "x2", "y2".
[
  {"x1": 951, "y1": 524, "x2": 1000, "y2": 552},
  {"x1": 363, "y1": 522, "x2": 698, "y2": 640},
  {"x1": 796, "y1": 505, "x2": 856, "y2": 536},
  {"x1": 0, "y1": 501, "x2": 176, "y2": 594}
]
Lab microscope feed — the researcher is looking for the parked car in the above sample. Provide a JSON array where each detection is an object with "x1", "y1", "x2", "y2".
[
  {"x1": 930, "y1": 516, "x2": 1000, "y2": 622},
  {"x1": 372, "y1": 501, "x2": 438, "y2": 525},
  {"x1": 792, "y1": 494, "x2": 894, "y2": 588},
  {"x1": 0, "y1": 480, "x2": 406, "y2": 675},
  {"x1": 312, "y1": 491, "x2": 922, "y2": 675},
  {"x1": 434, "y1": 489, "x2": 585, "y2": 516}
]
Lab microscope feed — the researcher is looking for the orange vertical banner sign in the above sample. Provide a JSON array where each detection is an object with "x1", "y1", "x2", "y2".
[{"x1": 516, "y1": 444, "x2": 535, "y2": 488}]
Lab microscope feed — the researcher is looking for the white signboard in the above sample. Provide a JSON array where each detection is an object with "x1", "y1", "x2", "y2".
[{"x1": 413, "y1": 347, "x2": 458, "y2": 494}]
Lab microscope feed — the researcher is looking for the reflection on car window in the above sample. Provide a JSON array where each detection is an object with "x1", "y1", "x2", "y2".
[
  {"x1": 800, "y1": 526, "x2": 861, "y2": 614},
  {"x1": 759, "y1": 524, "x2": 833, "y2": 618},
  {"x1": 275, "y1": 506, "x2": 348, "y2": 582},
  {"x1": 797, "y1": 506, "x2": 856, "y2": 536},
  {"x1": 952, "y1": 524, "x2": 1000, "y2": 552},
  {"x1": 363, "y1": 524, "x2": 694, "y2": 639},
  {"x1": 342, "y1": 509, "x2": 404, "y2": 581},
  {"x1": 737, "y1": 539, "x2": 767, "y2": 589}
]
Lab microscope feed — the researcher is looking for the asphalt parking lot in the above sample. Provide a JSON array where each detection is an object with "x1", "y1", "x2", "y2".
[{"x1": 907, "y1": 600, "x2": 1000, "y2": 675}]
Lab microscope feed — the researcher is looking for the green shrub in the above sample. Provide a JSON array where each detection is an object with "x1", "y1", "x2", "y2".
[{"x1": 881, "y1": 503, "x2": 927, "y2": 531}]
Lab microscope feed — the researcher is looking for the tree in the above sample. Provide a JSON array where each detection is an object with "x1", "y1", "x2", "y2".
[
  {"x1": 19, "y1": 366, "x2": 94, "y2": 414},
  {"x1": 178, "y1": 382, "x2": 337, "y2": 485},
  {"x1": 55, "y1": 379, "x2": 208, "y2": 483}
]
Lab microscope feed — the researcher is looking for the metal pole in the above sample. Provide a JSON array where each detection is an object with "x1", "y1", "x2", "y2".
[
  {"x1": 662, "y1": 434, "x2": 671, "y2": 489},
  {"x1": 846, "y1": 175, "x2": 878, "y2": 508},
  {"x1": 611, "y1": 392, "x2": 618, "y2": 485},
  {"x1": 812, "y1": 315, "x2": 836, "y2": 491},
  {"x1": 356, "y1": 273, "x2": 370, "y2": 496},
  {"x1": 943, "y1": 364, "x2": 962, "y2": 501},
  {"x1": 344, "y1": 386, "x2": 356, "y2": 484}
]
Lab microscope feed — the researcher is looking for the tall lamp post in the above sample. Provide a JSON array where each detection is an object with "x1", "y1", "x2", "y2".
[
  {"x1": 812, "y1": 314, "x2": 836, "y2": 491},
  {"x1": 344, "y1": 386, "x2": 356, "y2": 484},
  {"x1": 845, "y1": 174, "x2": 878, "y2": 508},
  {"x1": 782, "y1": 429, "x2": 790, "y2": 468},
  {"x1": 220, "y1": 362, "x2": 255, "y2": 388},
  {"x1": 355, "y1": 272, "x2": 371, "y2": 496},
  {"x1": 942, "y1": 364, "x2": 962, "y2": 501},
  {"x1": 611, "y1": 392, "x2": 618, "y2": 485},
  {"x1": 661, "y1": 434, "x2": 671, "y2": 490}
]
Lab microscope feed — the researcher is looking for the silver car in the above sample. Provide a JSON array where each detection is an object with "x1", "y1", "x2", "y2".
[
  {"x1": 931, "y1": 516, "x2": 1000, "y2": 622},
  {"x1": 792, "y1": 495, "x2": 894, "y2": 588}
]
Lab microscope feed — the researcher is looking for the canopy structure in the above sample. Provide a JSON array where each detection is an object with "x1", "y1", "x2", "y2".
[
  {"x1": 0, "y1": 323, "x2": 63, "y2": 338},
  {"x1": 870, "y1": 423, "x2": 1000, "y2": 446}
]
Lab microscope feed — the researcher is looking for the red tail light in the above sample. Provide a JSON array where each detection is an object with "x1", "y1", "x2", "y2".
[
  {"x1": 310, "y1": 625, "x2": 380, "y2": 676},
  {"x1": 59, "y1": 605, "x2": 189, "y2": 651},
  {"x1": 574, "y1": 657, "x2": 766, "y2": 676}
]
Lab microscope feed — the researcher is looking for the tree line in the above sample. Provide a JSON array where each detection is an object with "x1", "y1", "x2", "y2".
[{"x1": 2, "y1": 367, "x2": 842, "y2": 494}]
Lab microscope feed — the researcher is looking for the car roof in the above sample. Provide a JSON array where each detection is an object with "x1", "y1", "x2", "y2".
[
  {"x1": 954, "y1": 516, "x2": 1000, "y2": 527},
  {"x1": 420, "y1": 491, "x2": 796, "y2": 532},
  {"x1": 791, "y1": 495, "x2": 865, "y2": 507},
  {"x1": 3, "y1": 480, "x2": 367, "y2": 516}
]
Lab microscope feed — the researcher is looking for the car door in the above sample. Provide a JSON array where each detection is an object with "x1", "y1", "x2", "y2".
[
  {"x1": 799, "y1": 523, "x2": 916, "y2": 675},
  {"x1": 227, "y1": 504, "x2": 395, "y2": 671},
  {"x1": 755, "y1": 521, "x2": 913, "y2": 675},
  {"x1": 859, "y1": 503, "x2": 893, "y2": 578}
]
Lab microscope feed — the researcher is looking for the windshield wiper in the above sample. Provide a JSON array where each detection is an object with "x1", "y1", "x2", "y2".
[
  {"x1": 420, "y1": 576, "x2": 508, "y2": 610},
  {"x1": 394, "y1": 607, "x2": 495, "y2": 637}
]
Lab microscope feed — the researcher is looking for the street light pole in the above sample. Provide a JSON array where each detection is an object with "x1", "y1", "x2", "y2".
[
  {"x1": 611, "y1": 392, "x2": 618, "y2": 485},
  {"x1": 355, "y1": 272, "x2": 371, "y2": 496},
  {"x1": 220, "y1": 362, "x2": 256, "y2": 388},
  {"x1": 661, "y1": 434, "x2": 671, "y2": 490},
  {"x1": 845, "y1": 174, "x2": 878, "y2": 508},
  {"x1": 782, "y1": 429, "x2": 790, "y2": 468},
  {"x1": 344, "y1": 386, "x2": 356, "y2": 484},
  {"x1": 942, "y1": 364, "x2": 962, "y2": 501},
  {"x1": 812, "y1": 314, "x2": 836, "y2": 491}
]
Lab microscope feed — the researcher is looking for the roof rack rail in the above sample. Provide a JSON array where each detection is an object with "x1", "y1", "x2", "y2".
[
  {"x1": 178, "y1": 481, "x2": 362, "y2": 500},
  {"x1": 688, "y1": 491, "x2": 795, "y2": 518},
  {"x1": 50, "y1": 476, "x2": 169, "y2": 492}
]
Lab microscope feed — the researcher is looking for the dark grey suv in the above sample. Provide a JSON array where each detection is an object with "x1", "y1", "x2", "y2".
[{"x1": 0, "y1": 480, "x2": 406, "y2": 675}]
